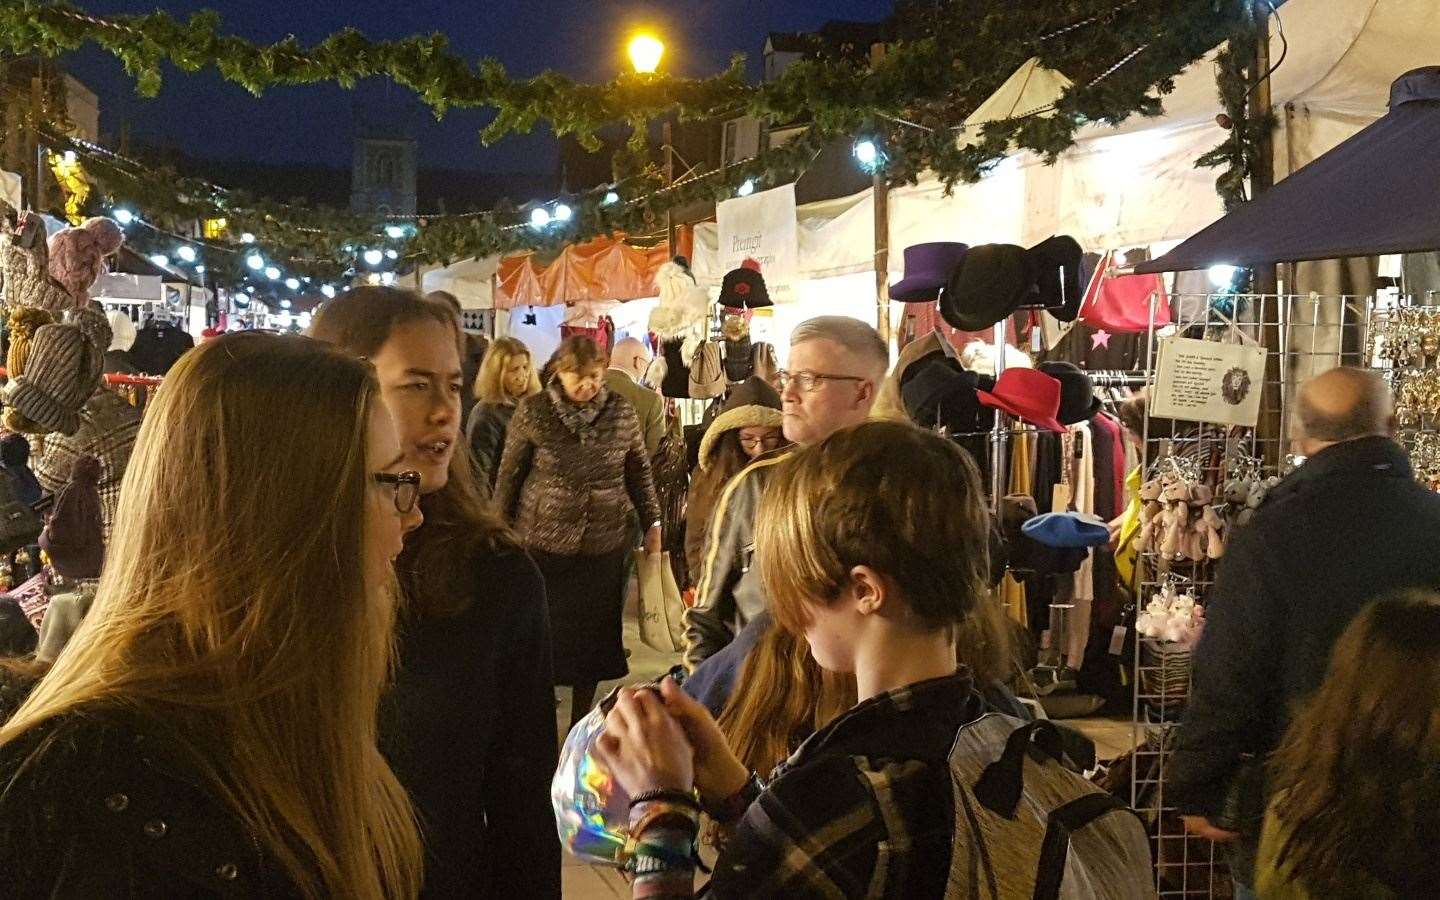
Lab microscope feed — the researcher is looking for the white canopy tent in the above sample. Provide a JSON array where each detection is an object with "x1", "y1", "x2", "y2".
[
  {"x1": 420, "y1": 255, "x2": 499, "y2": 309},
  {"x1": 692, "y1": 0, "x2": 1438, "y2": 292}
]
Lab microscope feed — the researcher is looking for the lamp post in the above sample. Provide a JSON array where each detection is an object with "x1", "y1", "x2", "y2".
[{"x1": 629, "y1": 33, "x2": 676, "y2": 255}]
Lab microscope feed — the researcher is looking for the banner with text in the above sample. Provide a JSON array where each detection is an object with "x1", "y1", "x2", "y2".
[
  {"x1": 1152, "y1": 335, "x2": 1266, "y2": 428},
  {"x1": 716, "y1": 183, "x2": 798, "y2": 300}
]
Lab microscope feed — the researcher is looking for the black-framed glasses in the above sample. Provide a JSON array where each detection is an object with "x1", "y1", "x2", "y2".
[
  {"x1": 776, "y1": 370, "x2": 867, "y2": 394},
  {"x1": 374, "y1": 471, "x2": 422, "y2": 515}
]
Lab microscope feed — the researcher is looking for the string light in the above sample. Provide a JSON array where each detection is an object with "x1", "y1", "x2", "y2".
[
  {"x1": 194, "y1": 264, "x2": 206, "y2": 274},
  {"x1": 149, "y1": 253, "x2": 169, "y2": 268},
  {"x1": 240, "y1": 232, "x2": 256, "y2": 243},
  {"x1": 112, "y1": 208, "x2": 135, "y2": 226},
  {"x1": 284, "y1": 277, "x2": 300, "y2": 290},
  {"x1": 529, "y1": 208, "x2": 551, "y2": 229},
  {"x1": 363, "y1": 248, "x2": 384, "y2": 266},
  {"x1": 385, "y1": 224, "x2": 406, "y2": 239},
  {"x1": 380, "y1": 272, "x2": 396, "y2": 286},
  {"x1": 1208, "y1": 264, "x2": 1239, "y2": 287},
  {"x1": 320, "y1": 284, "x2": 337, "y2": 299},
  {"x1": 175, "y1": 245, "x2": 197, "y2": 263},
  {"x1": 602, "y1": 191, "x2": 620, "y2": 206},
  {"x1": 280, "y1": 299, "x2": 292, "y2": 309},
  {"x1": 385, "y1": 248, "x2": 399, "y2": 260},
  {"x1": 737, "y1": 179, "x2": 756, "y2": 197},
  {"x1": 553, "y1": 203, "x2": 573, "y2": 222},
  {"x1": 264, "y1": 265, "x2": 281, "y2": 280},
  {"x1": 245, "y1": 252, "x2": 264, "y2": 270}
]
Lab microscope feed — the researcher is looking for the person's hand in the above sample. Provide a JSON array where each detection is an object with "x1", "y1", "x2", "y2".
[
  {"x1": 1182, "y1": 815, "x2": 1240, "y2": 843},
  {"x1": 658, "y1": 677, "x2": 750, "y2": 805},
  {"x1": 593, "y1": 687, "x2": 694, "y2": 797},
  {"x1": 644, "y1": 525, "x2": 663, "y2": 555},
  {"x1": 1106, "y1": 516, "x2": 1124, "y2": 550}
]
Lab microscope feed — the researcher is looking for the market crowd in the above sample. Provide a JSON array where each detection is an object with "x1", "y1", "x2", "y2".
[{"x1": 0, "y1": 273, "x2": 1433, "y2": 898}]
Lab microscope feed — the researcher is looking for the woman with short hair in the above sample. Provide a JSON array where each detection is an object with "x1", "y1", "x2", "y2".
[{"x1": 495, "y1": 334, "x2": 662, "y2": 727}]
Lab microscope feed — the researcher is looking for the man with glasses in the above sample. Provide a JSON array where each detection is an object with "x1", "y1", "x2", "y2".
[{"x1": 684, "y1": 316, "x2": 887, "y2": 672}]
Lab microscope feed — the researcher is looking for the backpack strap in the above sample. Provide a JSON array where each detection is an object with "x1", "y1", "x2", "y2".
[
  {"x1": 1032, "y1": 793, "x2": 1134, "y2": 900},
  {"x1": 972, "y1": 720, "x2": 1067, "y2": 818}
]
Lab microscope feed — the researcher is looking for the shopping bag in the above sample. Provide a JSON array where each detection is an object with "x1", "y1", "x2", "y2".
[{"x1": 637, "y1": 551, "x2": 684, "y2": 652}]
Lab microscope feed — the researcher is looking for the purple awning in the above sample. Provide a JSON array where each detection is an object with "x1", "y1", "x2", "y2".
[{"x1": 1138, "y1": 67, "x2": 1440, "y2": 273}]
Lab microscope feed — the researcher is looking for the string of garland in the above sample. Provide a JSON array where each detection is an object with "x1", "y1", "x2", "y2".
[
  {"x1": 2, "y1": 0, "x2": 1263, "y2": 288},
  {"x1": 1194, "y1": 10, "x2": 1275, "y2": 211},
  {"x1": 4, "y1": 0, "x2": 1252, "y2": 182}
]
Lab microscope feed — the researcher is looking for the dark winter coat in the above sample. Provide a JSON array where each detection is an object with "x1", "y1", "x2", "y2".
[
  {"x1": 465, "y1": 400, "x2": 517, "y2": 490},
  {"x1": 380, "y1": 546, "x2": 560, "y2": 899},
  {"x1": 1169, "y1": 437, "x2": 1440, "y2": 822},
  {"x1": 493, "y1": 388, "x2": 661, "y2": 557},
  {"x1": 0, "y1": 676, "x2": 302, "y2": 898}
]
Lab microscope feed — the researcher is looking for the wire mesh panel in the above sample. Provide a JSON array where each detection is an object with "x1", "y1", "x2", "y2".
[{"x1": 1128, "y1": 292, "x2": 1373, "y2": 899}]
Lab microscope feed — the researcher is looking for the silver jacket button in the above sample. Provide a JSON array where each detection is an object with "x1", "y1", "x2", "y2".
[
  {"x1": 215, "y1": 863, "x2": 239, "y2": 881},
  {"x1": 142, "y1": 819, "x2": 168, "y2": 839},
  {"x1": 104, "y1": 793, "x2": 129, "y2": 813}
]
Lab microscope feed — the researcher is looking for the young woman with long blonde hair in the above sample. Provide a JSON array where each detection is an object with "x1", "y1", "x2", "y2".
[
  {"x1": 0, "y1": 332, "x2": 424, "y2": 898},
  {"x1": 467, "y1": 335, "x2": 540, "y2": 489}
]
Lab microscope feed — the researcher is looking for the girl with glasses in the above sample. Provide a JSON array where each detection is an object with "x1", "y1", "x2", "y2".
[
  {"x1": 0, "y1": 332, "x2": 424, "y2": 898},
  {"x1": 684, "y1": 377, "x2": 789, "y2": 584}
]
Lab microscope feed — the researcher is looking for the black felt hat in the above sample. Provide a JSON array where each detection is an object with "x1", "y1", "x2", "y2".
[
  {"x1": 1038, "y1": 360, "x2": 1102, "y2": 425},
  {"x1": 939, "y1": 243, "x2": 1037, "y2": 332},
  {"x1": 1028, "y1": 235, "x2": 1084, "y2": 322}
]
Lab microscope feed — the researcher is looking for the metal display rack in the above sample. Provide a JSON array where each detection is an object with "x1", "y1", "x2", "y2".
[{"x1": 1129, "y1": 292, "x2": 1376, "y2": 899}]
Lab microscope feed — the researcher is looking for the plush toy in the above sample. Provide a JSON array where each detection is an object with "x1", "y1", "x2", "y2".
[{"x1": 1136, "y1": 588, "x2": 1206, "y2": 647}]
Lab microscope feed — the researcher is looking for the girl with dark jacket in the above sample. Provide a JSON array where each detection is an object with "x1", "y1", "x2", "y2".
[
  {"x1": 466, "y1": 336, "x2": 540, "y2": 490},
  {"x1": 494, "y1": 334, "x2": 662, "y2": 726},
  {"x1": 311, "y1": 289, "x2": 560, "y2": 899}
]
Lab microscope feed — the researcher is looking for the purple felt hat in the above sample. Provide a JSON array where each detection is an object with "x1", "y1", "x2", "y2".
[{"x1": 890, "y1": 242, "x2": 970, "y2": 303}]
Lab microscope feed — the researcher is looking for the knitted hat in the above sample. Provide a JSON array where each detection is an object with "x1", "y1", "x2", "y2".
[
  {"x1": 69, "y1": 304, "x2": 114, "y2": 358},
  {"x1": 5, "y1": 306, "x2": 56, "y2": 378},
  {"x1": 0, "y1": 211, "x2": 73, "y2": 313},
  {"x1": 48, "y1": 217, "x2": 124, "y2": 308},
  {"x1": 4, "y1": 324, "x2": 103, "y2": 436},
  {"x1": 39, "y1": 454, "x2": 104, "y2": 581},
  {"x1": 698, "y1": 377, "x2": 784, "y2": 469}
]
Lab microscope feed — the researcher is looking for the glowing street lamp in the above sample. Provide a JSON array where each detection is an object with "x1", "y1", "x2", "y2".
[{"x1": 628, "y1": 34, "x2": 664, "y2": 75}]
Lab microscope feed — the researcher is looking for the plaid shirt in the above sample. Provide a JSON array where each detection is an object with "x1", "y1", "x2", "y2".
[
  {"x1": 694, "y1": 669, "x2": 987, "y2": 899},
  {"x1": 32, "y1": 389, "x2": 142, "y2": 543}
]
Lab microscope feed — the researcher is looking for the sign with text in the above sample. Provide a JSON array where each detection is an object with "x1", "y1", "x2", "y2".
[
  {"x1": 1152, "y1": 336, "x2": 1266, "y2": 428},
  {"x1": 716, "y1": 183, "x2": 797, "y2": 299}
]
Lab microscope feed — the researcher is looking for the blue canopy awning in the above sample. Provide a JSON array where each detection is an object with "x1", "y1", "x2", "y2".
[{"x1": 1138, "y1": 67, "x2": 1440, "y2": 273}]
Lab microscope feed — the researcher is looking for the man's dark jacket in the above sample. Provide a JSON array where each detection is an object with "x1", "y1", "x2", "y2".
[{"x1": 1169, "y1": 437, "x2": 1440, "y2": 817}]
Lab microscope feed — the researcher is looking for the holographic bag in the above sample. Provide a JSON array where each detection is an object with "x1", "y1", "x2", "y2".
[{"x1": 551, "y1": 668, "x2": 686, "y2": 866}]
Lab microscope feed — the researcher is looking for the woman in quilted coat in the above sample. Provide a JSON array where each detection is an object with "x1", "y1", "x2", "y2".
[{"x1": 495, "y1": 334, "x2": 662, "y2": 726}]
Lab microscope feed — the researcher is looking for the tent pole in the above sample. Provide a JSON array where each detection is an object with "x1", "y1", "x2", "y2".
[
  {"x1": 873, "y1": 169, "x2": 893, "y2": 360},
  {"x1": 1250, "y1": 8, "x2": 1284, "y2": 468}
]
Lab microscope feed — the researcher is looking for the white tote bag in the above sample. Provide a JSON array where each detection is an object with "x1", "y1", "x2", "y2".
[{"x1": 637, "y1": 551, "x2": 685, "y2": 653}]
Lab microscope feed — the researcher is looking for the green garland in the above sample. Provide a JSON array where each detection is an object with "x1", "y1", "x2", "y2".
[
  {"x1": 1195, "y1": 11, "x2": 1275, "y2": 211},
  {"x1": 3, "y1": 0, "x2": 1261, "y2": 289}
]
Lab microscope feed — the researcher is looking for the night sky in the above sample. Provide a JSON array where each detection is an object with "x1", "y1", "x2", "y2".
[{"x1": 64, "y1": 0, "x2": 894, "y2": 175}]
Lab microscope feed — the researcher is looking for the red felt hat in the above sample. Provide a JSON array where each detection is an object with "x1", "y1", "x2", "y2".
[{"x1": 975, "y1": 368, "x2": 1067, "y2": 433}]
